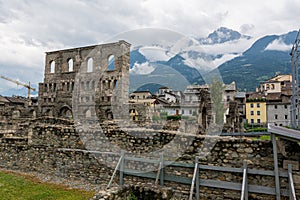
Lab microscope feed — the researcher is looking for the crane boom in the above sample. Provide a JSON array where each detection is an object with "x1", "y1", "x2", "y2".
[{"x1": 0, "y1": 75, "x2": 36, "y2": 98}]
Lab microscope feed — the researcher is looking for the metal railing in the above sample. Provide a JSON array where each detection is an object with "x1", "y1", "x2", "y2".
[
  {"x1": 57, "y1": 148, "x2": 295, "y2": 199},
  {"x1": 288, "y1": 164, "x2": 297, "y2": 200},
  {"x1": 240, "y1": 160, "x2": 248, "y2": 200}
]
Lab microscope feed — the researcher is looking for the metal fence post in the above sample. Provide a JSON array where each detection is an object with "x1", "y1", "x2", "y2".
[
  {"x1": 160, "y1": 152, "x2": 164, "y2": 186},
  {"x1": 119, "y1": 150, "x2": 125, "y2": 186},
  {"x1": 196, "y1": 157, "x2": 200, "y2": 200},
  {"x1": 288, "y1": 164, "x2": 296, "y2": 200},
  {"x1": 271, "y1": 133, "x2": 281, "y2": 200},
  {"x1": 241, "y1": 160, "x2": 248, "y2": 200}
]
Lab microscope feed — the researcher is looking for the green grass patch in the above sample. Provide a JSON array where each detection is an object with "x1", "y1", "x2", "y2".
[
  {"x1": 0, "y1": 171, "x2": 94, "y2": 200},
  {"x1": 253, "y1": 135, "x2": 270, "y2": 141}
]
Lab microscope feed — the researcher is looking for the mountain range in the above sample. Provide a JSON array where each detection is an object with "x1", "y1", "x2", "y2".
[
  {"x1": 130, "y1": 27, "x2": 297, "y2": 93},
  {"x1": 1, "y1": 27, "x2": 298, "y2": 96}
]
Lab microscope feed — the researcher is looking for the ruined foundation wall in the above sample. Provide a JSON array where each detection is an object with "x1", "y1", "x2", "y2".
[{"x1": 0, "y1": 119, "x2": 299, "y2": 199}]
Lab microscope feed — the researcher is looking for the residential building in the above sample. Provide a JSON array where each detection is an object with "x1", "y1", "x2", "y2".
[
  {"x1": 257, "y1": 74, "x2": 292, "y2": 95},
  {"x1": 224, "y1": 81, "x2": 236, "y2": 102},
  {"x1": 266, "y1": 93, "x2": 291, "y2": 127},
  {"x1": 247, "y1": 74, "x2": 293, "y2": 126},
  {"x1": 130, "y1": 91, "x2": 152, "y2": 101},
  {"x1": 245, "y1": 93, "x2": 267, "y2": 125}
]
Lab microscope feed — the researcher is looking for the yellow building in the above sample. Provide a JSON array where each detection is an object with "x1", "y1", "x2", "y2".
[{"x1": 246, "y1": 98, "x2": 267, "y2": 125}]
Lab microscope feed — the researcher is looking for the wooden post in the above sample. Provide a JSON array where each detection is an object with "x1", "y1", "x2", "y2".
[
  {"x1": 271, "y1": 134, "x2": 281, "y2": 200},
  {"x1": 195, "y1": 157, "x2": 200, "y2": 200},
  {"x1": 119, "y1": 150, "x2": 125, "y2": 186}
]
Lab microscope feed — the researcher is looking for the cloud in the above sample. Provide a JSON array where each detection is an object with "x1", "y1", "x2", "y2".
[
  {"x1": 130, "y1": 62, "x2": 155, "y2": 75},
  {"x1": 265, "y1": 38, "x2": 292, "y2": 51},
  {"x1": 139, "y1": 46, "x2": 171, "y2": 61},
  {"x1": 0, "y1": 0, "x2": 300, "y2": 94}
]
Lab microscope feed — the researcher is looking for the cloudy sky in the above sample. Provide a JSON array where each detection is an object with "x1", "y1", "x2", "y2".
[{"x1": 0, "y1": 0, "x2": 299, "y2": 94}]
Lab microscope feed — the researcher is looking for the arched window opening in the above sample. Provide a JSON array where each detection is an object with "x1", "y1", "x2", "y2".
[
  {"x1": 87, "y1": 58, "x2": 93, "y2": 72},
  {"x1": 108, "y1": 55, "x2": 115, "y2": 71},
  {"x1": 68, "y1": 59, "x2": 73, "y2": 72},
  {"x1": 31, "y1": 110, "x2": 36, "y2": 118},
  {"x1": 114, "y1": 80, "x2": 118, "y2": 89},
  {"x1": 50, "y1": 61, "x2": 55, "y2": 73},
  {"x1": 86, "y1": 109, "x2": 92, "y2": 118},
  {"x1": 86, "y1": 81, "x2": 90, "y2": 90},
  {"x1": 60, "y1": 107, "x2": 73, "y2": 119},
  {"x1": 67, "y1": 82, "x2": 71, "y2": 92}
]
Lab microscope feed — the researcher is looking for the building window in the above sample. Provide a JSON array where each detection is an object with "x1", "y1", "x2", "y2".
[
  {"x1": 275, "y1": 114, "x2": 278, "y2": 119},
  {"x1": 67, "y1": 82, "x2": 71, "y2": 92},
  {"x1": 257, "y1": 103, "x2": 260, "y2": 108},
  {"x1": 87, "y1": 58, "x2": 93, "y2": 72},
  {"x1": 250, "y1": 119, "x2": 254, "y2": 124},
  {"x1": 284, "y1": 105, "x2": 288, "y2": 109},
  {"x1": 257, "y1": 111, "x2": 260, "y2": 115},
  {"x1": 50, "y1": 61, "x2": 55, "y2": 73},
  {"x1": 182, "y1": 110, "x2": 184, "y2": 114},
  {"x1": 226, "y1": 95, "x2": 230, "y2": 102},
  {"x1": 108, "y1": 55, "x2": 115, "y2": 71},
  {"x1": 250, "y1": 111, "x2": 254, "y2": 115},
  {"x1": 68, "y1": 59, "x2": 73, "y2": 72},
  {"x1": 189, "y1": 110, "x2": 192, "y2": 115},
  {"x1": 274, "y1": 105, "x2": 277, "y2": 109},
  {"x1": 250, "y1": 103, "x2": 254, "y2": 108},
  {"x1": 271, "y1": 84, "x2": 275, "y2": 89},
  {"x1": 284, "y1": 115, "x2": 288, "y2": 120},
  {"x1": 257, "y1": 119, "x2": 261, "y2": 124}
]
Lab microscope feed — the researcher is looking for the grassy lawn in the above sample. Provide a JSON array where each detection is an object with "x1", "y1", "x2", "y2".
[{"x1": 0, "y1": 171, "x2": 94, "y2": 200}]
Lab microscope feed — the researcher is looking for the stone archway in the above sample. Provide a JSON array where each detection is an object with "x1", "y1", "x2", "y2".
[{"x1": 59, "y1": 106, "x2": 73, "y2": 119}]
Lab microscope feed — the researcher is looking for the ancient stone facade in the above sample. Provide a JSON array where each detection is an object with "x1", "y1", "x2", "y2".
[
  {"x1": 38, "y1": 40, "x2": 131, "y2": 121},
  {"x1": 223, "y1": 101, "x2": 243, "y2": 132}
]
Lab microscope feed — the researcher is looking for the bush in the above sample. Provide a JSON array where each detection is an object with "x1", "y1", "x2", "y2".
[
  {"x1": 245, "y1": 127, "x2": 267, "y2": 133},
  {"x1": 167, "y1": 115, "x2": 181, "y2": 120}
]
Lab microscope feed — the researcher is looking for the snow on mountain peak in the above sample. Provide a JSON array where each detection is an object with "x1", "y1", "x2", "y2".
[
  {"x1": 199, "y1": 27, "x2": 251, "y2": 44},
  {"x1": 131, "y1": 27, "x2": 254, "y2": 73}
]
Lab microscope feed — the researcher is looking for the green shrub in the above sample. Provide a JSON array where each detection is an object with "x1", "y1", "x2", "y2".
[
  {"x1": 167, "y1": 115, "x2": 181, "y2": 120},
  {"x1": 127, "y1": 191, "x2": 137, "y2": 200}
]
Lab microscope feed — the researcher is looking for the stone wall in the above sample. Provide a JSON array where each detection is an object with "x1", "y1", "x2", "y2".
[
  {"x1": 38, "y1": 40, "x2": 131, "y2": 120},
  {"x1": 0, "y1": 118, "x2": 299, "y2": 199}
]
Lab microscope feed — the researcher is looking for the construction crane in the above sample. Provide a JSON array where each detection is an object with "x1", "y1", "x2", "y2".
[{"x1": 0, "y1": 75, "x2": 36, "y2": 99}]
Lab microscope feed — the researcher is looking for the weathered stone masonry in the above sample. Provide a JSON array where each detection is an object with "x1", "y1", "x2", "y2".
[
  {"x1": 0, "y1": 118, "x2": 299, "y2": 199},
  {"x1": 38, "y1": 40, "x2": 131, "y2": 121}
]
